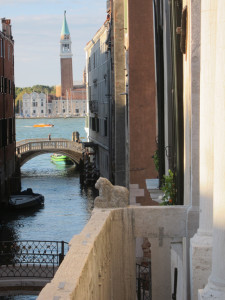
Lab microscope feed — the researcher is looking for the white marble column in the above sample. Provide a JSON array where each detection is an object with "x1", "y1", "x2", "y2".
[
  {"x1": 190, "y1": 1, "x2": 217, "y2": 299},
  {"x1": 199, "y1": 1, "x2": 225, "y2": 299}
]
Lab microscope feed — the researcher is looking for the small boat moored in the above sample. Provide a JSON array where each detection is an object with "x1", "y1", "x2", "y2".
[
  {"x1": 33, "y1": 124, "x2": 54, "y2": 128},
  {"x1": 9, "y1": 188, "x2": 44, "y2": 209},
  {"x1": 51, "y1": 153, "x2": 73, "y2": 165}
]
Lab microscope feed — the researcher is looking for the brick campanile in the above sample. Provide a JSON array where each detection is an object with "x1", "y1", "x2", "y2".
[{"x1": 60, "y1": 11, "x2": 73, "y2": 97}]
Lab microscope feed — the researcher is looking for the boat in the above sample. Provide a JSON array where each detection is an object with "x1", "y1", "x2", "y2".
[
  {"x1": 51, "y1": 153, "x2": 73, "y2": 165},
  {"x1": 33, "y1": 124, "x2": 54, "y2": 128},
  {"x1": 9, "y1": 188, "x2": 44, "y2": 209}
]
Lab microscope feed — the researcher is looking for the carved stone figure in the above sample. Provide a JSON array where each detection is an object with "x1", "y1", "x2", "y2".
[{"x1": 94, "y1": 177, "x2": 129, "y2": 208}]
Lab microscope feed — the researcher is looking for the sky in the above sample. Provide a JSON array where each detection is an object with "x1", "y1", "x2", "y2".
[{"x1": 0, "y1": 0, "x2": 107, "y2": 87}]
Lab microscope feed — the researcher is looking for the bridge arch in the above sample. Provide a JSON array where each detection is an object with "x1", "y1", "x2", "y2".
[{"x1": 16, "y1": 138, "x2": 83, "y2": 167}]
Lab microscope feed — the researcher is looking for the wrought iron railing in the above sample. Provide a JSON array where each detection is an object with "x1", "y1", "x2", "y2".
[
  {"x1": 136, "y1": 262, "x2": 152, "y2": 300},
  {"x1": 0, "y1": 240, "x2": 69, "y2": 278}
]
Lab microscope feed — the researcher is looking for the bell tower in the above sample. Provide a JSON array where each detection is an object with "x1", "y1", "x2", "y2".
[{"x1": 60, "y1": 11, "x2": 73, "y2": 97}]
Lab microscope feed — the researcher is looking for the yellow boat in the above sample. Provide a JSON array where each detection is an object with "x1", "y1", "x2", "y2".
[{"x1": 33, "y1": 124, "x2": 54, "y2": 128}]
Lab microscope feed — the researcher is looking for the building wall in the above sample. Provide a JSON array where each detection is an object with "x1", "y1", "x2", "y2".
[
  {"x1": 0, "y1": 19, "x2": 17, "y2": 203},
  {"x1": 51, "y1": 99, "x2": 86, "y2": 117},
  {"x1": 112, "y1": 0, "x2": 127, "y2": 187},
  {"x1": 60, "y1": 57, "x2": 73, "y2": 97},
  {"x1": 85, "y1": 22, "x2": 111, "y2": 180},
  {"x1": 128, "y1": 0, "x2": 157, "y2": 204},
  {"x1": 22, "y1": 92, "x2": 47, "y2": 117},
  {"x1": 22, "y1": 91, "x2": 86, "y2": 118}
]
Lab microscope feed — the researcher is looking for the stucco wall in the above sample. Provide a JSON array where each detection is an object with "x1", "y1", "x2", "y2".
[{"x1": 37, "y1": 208, "x2": 136, "y2": 300}]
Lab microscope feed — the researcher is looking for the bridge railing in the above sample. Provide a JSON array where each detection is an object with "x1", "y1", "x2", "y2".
[
  {"x1": 0, "y1": 240, "x2": 69, "y2": 278},
  {"x1": 16, "y1": 138, "x2": 83, "y2": 155}
]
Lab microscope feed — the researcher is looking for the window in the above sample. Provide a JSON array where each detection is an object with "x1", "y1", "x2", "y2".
[
  {"x1": 8, "y1": 45, "x2": 10, "y2": 60},
  {"x1": 0, "y1": 39, "x2": 2, "y2": 57},
  {"x1": 88, "y1": 86, "x2": 91, "y2": 101},
  {"x1": 4, "y1": 77, "x2": 7, "y2": 94},
  {"x1": 88, "y1": 57, "x2": 91, "y2": 72},
  {"x1": 41, "y1": 102, "x2": 43, "y2": 106},
  {"x1": 8, "y1": 80, "x2": 11, "y2": 94},
  {"x1": 63, "y1": 109, "x2": 65, "y2": 113},
  {"x1": 0, "y1": 76, "x2": 3, "y2": 93},
  {"x1": 12, "y1": 118, "x2": 15, "y2": 142},
  {"x1": 92, "y1": 117, "x2": 96, "y2": 131},
  {"x1": 104, "y1": 118, "x2": 107, "y2": 136},
  {"x1": 2, "y1": 119, "x2": 7, "y2": 146},
  {"x1": 93, "y1": 52, "x2": 96, "y2": 69},
  {"x1": 41, "y1": 110, "x2": 44, "y2": 113},
  {"x1": 33, "y1": 110, "x2": 36, "y2": 114},
  {"x1": 96, "y1": 118, "x2": 99, "y2": 132},
  {"x1": 63, "y1": 44, "x2": 69, "y2": 52},
  {"x1": 0, "y1": 121, "x2": 2, "y2": 147},
  {"x1": 0, "y1": 39, "x2": 5, "y2": 58},
  {"x1": 76, "y1": 109, "x2": 79, "y2": 113},
  {"x1": 8, "y1": 118, "x2": 12, "y2": 144}
]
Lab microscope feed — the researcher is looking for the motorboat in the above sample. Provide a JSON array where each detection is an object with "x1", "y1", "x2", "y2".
[
  {"x1": 9, "y1": 188, "x2": 44, "y2": 209},
  {"x1": 51, "y1": 153, "x2": 73, "y2": 165},
  {"x1": 33, "y1": 124, "x2": 54, "y2": 128}
]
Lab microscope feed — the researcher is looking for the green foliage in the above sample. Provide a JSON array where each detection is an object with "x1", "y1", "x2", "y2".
[
  {"x1": 161, "y1": 169, "x2": 176, "y2": 205},
  {"x1": 15, "y1": 85, "x2": 56, "y2": 113},
  {"x1": 152, "y1": 149, "x2": 159, "y2": 172}
]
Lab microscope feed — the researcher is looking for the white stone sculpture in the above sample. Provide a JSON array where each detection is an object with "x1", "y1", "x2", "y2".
[{"x1": 94, "y1": 177, "x2": 129, "y2": 208}]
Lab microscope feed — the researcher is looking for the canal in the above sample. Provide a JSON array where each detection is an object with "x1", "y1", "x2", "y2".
[{"x1": 0, "y1": 118, "x2": 96, "y2": 300}]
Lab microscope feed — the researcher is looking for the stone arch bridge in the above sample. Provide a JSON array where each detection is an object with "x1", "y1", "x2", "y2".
[{"x1": 16, "y1": 138, "x2": 83, "y2": 167}]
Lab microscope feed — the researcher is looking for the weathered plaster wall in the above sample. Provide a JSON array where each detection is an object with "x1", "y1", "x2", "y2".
[{"x1": 37, "y1": 208, "x2": 136, "y2": 300}]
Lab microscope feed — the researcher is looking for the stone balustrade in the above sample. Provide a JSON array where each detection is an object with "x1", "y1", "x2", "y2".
[
  {"x1": 16, "y1": 139, "x2": 83, "y2": 155},
  {"x1": 37, "y1": 205, "x2": 188, "y2": 300},
  {"x1": 16, "y1": 138, "x2": 83, "y2": 166}
]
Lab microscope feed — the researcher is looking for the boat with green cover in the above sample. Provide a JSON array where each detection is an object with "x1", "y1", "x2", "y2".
[{"x1": 51, "y1": 153, "x2": 73, "y2": 165}]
